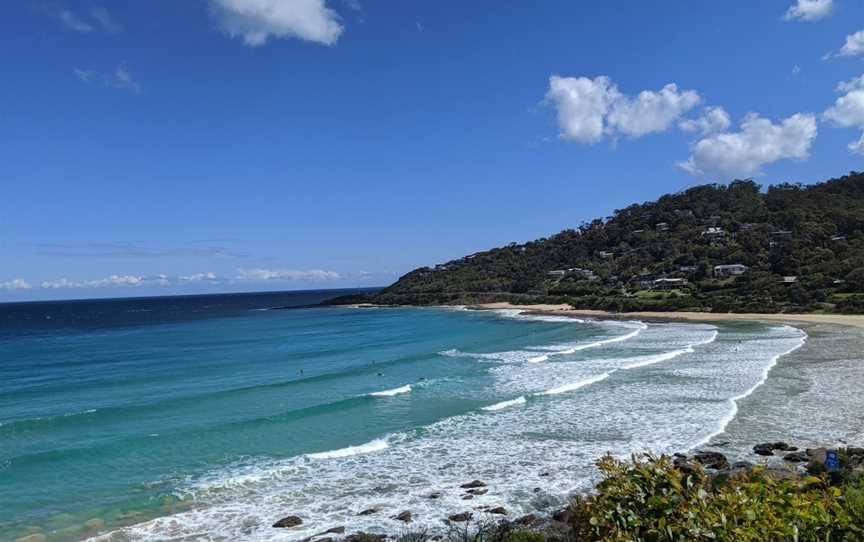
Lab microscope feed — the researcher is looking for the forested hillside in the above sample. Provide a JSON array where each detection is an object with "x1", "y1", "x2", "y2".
[{"x1": 361, "y1": 172, "x2": 864, "y2": 313}]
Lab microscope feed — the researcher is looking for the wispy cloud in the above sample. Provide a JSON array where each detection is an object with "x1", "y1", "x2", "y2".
[
  {"x1": 236, "y1": 268, "x2": 342, "y2": 281},
  {"x1": 0, "y1": 278, "x2": 32, "y2": 291},
  {"x1": 823, "y1": 74, "x2": 864, "y2": 155},
  {"x1": 74, "y1": 65, "x2": 142, "y2": 94},
  {"x1": 39, "y1": 4, "x2": 123, "y2": 33},
  {"x1": 34, "y1": 241, "x2": 248, "y2": 260}
]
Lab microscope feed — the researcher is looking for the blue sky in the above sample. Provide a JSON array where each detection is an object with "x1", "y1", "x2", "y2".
[{"x1": 2, "y1": 0, "x2": 864, "y2": 301}]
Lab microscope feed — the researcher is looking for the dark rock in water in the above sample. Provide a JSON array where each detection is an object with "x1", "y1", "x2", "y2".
[
  {"x1": 461, "y1": 494, "x2": 474, "y2": 500},
  {"x1": 488, "y1": 507, "x2": 507, "y2": 515},
  {"x1": 694, "y1": 451, "x2": 730, "y2": 470},
  {"x1": 532, "y1": 487, "x2": 541, "y2": 493},
  {"x1": 784, "y1": 451, "x2": 809, "y2": 463},
  {"x1": 427, "y1": 492, "x2": 442, "y2": 499},
  {"x1": 272, "y1": 516, "x2": 303, "y2": 528},
  {"x1": 551, "y1": 508, "x2": 570, "y2": 522},
  {"x1": 344, "y1": 533, "x2": 386, "y2": 542},
  {"x1": 325, "y1": 526, "x2": 346, "y2": 534},
  {"x1": 787, "y1": 446, "x2": 799, "y2": 452},
  {"x1": 466, "y1": 488, "x2": 487, "y2": 495},
  {"x1": 772, "y1": 442, "x2": 791, "y2": 451},
  {"x1": 753, "y1": 443, "x2": 775, "y2": 456},
  {"x1": 514, "y1": 514, "x2": 539, "y2": 526},
  {"x1": 713, "y1": 441, "x2": 730, "y2": 447},
  {"x1": 357, "y1": 508, "x2": 378, "y2": 516},
  {"x1": 460, "y1": 480, "x2": 486, "y2": 489},
  {"x1": 448, "y1": 512, "x2": 472, "y2": 522},
  {"x1": 539, "y1": 472, "x2": 550, "y2": 477},
  {"x1": 392, "y1": 511, "x2": 412, "y2": 523},
  {"x1": 731, "y1": 461, "x2": 754, "y2": 470},
  {"x1": 847, "y1": 447, "x2": 864, "y2": 457},
  {"x1": 673, "y1": 453, "x2": 688, "y2": 459}
]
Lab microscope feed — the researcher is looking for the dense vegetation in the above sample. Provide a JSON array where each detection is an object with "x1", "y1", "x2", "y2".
[{"x1": 363, "y1": 172, "x2": 864, "y2": 313}]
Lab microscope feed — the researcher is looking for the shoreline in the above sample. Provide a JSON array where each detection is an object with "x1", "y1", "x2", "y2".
[{"x1": 464, "y1": 302, "x2": 864, "y2": 330}]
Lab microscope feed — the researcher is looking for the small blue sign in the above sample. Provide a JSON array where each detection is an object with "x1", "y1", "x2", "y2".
[{"x1": 825, "y1": 450, "x2": 840, "y2": 471}]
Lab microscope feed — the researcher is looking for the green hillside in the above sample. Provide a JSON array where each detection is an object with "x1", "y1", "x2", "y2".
[{"x1": 362, "y1": 172, "x2": 864, "y2": 313}]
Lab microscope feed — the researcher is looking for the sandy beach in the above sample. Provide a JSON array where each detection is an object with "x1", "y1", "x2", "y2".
[{"x1": 469, "y1": 302, "x2": 864, "y2": 330}]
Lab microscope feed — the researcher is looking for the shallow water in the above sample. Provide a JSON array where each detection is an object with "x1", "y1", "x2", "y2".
[{"x1": 1, "y1": 293, "x2": 860, "y2": 542}]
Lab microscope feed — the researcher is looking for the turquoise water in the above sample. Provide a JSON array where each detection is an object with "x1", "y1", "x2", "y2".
[{"x1": 0, "y1": 293, "x2": 810, "y2": 541}]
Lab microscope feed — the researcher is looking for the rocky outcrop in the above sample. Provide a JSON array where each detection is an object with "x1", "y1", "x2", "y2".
[
  {"x1": 392, "y1": 511, "x2": 412, "y2": 523},
  {"x1": 488, "y1": 507, "x2": 507, "y2": 515},
  {"x1": 357, "y1": 508, "x2": 378, "y2": 516},
  {"x1": 693, "y1": 451, "x2": 730, "y2": 470},
  {"x1": 448, "y1": 512, "x2": 472, "y2": 522},
  {"x1": 272, "y1": 515, "x2": 303, "y2": 528},
  {"x1": 460, "y1": 480, "x2": 486, "y2": 489}
]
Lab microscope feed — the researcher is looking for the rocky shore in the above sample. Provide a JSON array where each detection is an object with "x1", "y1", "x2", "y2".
[{"x1": 264, "y1": 441, "x2": 864, "y2": 542}]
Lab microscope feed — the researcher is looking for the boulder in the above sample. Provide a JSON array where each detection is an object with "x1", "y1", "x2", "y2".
[
  {"x1": 466, "y1": 488, "x2": 488, "y2": 495},
  {"x1": 344, "y1": 533, "x2": 386, "y2": 542},
  {"x1": 358, "y1": 508, "x2": 379, "y2": 516},
  {"x1": 460, "y1": 480, "x2": 486, "y2": 489},
  {"x1": 693, "y1": 451, "x2": 730, "y2": 470},
  {"x1": 806, "y1": 447, "x2": 828, "y2": 474},
  {"x1": 273, "y1": 516, "x2": 303, "y2": 528},
  {"x1": 448, "y1": 512, "x2": 472, "y2": 522},
  {"x1": 753, "y1": 443, "x2": 775, "y2": 456},
  {"x1": 392, "y1": 511, "x2": 412, "y2": 523},
  {"x1": 731, "y1": 461, "x2": 753, "y2": 470},
  {"x1": 324, "y1": 526, "x2": 346, "y2": 535},
  {"x1": 427, "y1": 492, "x2": 442, "y2": 499},
  {"x1": 488, "y1": 507, "x2": 507, "y2": 515},
  {"x1": 784, "y1": 451, "x2": 809, "y2": 463},
  {"x1": 772, "y1": 442, "x2": 792, "y2": 451},
  {"x1": 551, "y1": 508, "x2": 570, "y2": 523},
  {"x1": 461, "y1": 495, "x2": 474, "y2": 500}
]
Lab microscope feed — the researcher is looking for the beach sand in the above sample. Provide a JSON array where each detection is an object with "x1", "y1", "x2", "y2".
[{"x1": 469, "y1": 302, "x2": 864, "y2": 330}]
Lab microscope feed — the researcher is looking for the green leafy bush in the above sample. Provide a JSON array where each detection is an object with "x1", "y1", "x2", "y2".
[{"x1": 568, "y1": 454, "x2": 864, "y2": 542}]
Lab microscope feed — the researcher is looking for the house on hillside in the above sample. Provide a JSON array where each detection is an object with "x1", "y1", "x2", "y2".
[
  {"x1": 548, "y1": 268, "x2": 598, "y2": 281},
  {"x1": 831, "y1": 235, "x2": 847, "y2": 242},
  {"x1": 713, "y1": 264, "x2": 748, "y2": 278},
  {"x1": 656, "y1": 222, "x2": 669, "y2": 232},
  {"x1": 702, "y1": 227, "x2": 727, "y2": 244},
  {"x1": 653, "y1": 277, "x2": 687, "y2": 290},
  {"x1": 779, "y1": 276, "x2": 798, "y2": 284},
  {"x1": 598, "y1": 251, "x2": 614, "y2": 259}
]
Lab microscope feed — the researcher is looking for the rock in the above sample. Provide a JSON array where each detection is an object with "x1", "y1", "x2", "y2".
[
  {"x1": 806, "y1": 447, "x2": 828, "y2": 474},
  {"x1": 693, "y1": 451, "x2": 730, "y2": 470},
  {"x1": 488, "y1": 507, "x2": 507, "y2": 515},
  {"x1": 532, "y1": 487, "x2": 541, "y2": 493},
  {"x1": 551, "y1": 508, "x2": 570, "y2": 523},
  {"x1": 392, "y1": 511, "x2": 412, "y2": 523},
  {"x1": 460, "y1": 480, "x2": 486, "y2": 489},
  {"x1": 847, "y1": 447, "x2": 864, "y2": 457},
  {"x1": 273, "y1": 516, "x2": 303, "y2": 528},
  {"x1": 324, "y1": 526, "x2": 346, "y2": 535},
  {"x1": 539, "y1": 472, "x2": 550, "y2": 477},
  {"x1": 731, "y1": 461, "x2": 753, "y2": 470},
  {"x1": 467, "y1": 488, "x2": 488, "y2": 495},
  {"x1": 787, "y1": 446, "x2": 799, "y2": 452},
  {"x1": 772, "y1": 442, "x2": 791, "y2": 451},
  {"x1": 784, "y1": 451, "x2": 809, "y2": 463},
  {"x1": 753, "y1": 443, "x2": 775, "y2": 456},
  {"x1": 514, "y1": 514, "x2": 539, "y2": 526},
  {"x1": 461, "y1": 494, "x2": 474, "y2": 500},
  {"x1": 427, "y1": 492, "x2": 442, "y2": 499},
  {"x1": 448, "y1": 512, "x2": 472, "y2": 522},
  {"x1": 15, "y1": 535, "x2": 47, "y2": 542},
  {"x1": 357, "y1": 508, "x2": 378, "y2": 516},
  {"x1": 344, "y1": 533, "x2": 386, "y2": 542}
]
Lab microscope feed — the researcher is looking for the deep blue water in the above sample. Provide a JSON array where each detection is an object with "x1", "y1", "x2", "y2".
[{"x1": 0, "y1": 292, "x2": 808, "y2": 541}]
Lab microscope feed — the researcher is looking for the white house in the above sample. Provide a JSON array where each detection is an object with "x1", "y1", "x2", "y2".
[{"x1": 713, "y1": 264, "x2": 748, "y2": 278}]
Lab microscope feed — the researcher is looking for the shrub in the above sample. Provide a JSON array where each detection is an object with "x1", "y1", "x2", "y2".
[{"x1": 568, "y1": 454, "x2": 864, "y2": 542}]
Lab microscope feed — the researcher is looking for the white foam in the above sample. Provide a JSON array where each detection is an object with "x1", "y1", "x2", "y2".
[
  {"x1": 527, "y1": 354, "x2": 549, "y2": 363},
  {"x1": 482, "y1": 396, "x2": 527, "y2": 411},
  {"x1": 538, "y1": 372, "x2": 611, "y2": 395},
  {"x1": 690, "y1": 326, "x2": 806, "y2": 449},
  {"x1": 369, "y1": 385, "x2": 412, "y2": 397},
  {"x1": 306, "y1": 437, "x2": 390, "y2": 459}
]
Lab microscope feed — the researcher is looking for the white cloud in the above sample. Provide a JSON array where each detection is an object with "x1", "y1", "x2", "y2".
[
  {"x1": 74, "y1": 65, "x2": 142, "y2": 93},
  {"x1": 237, "y1": 268, "x2": 341, "y2": 281},
  {"x1": 41, "y1": 274, "x2": 146, "y2": 289},
  {"x1": 783, "y1": 0, "x2": 833, "y2": 21},
  {"x1": 823, "y1": 74, "x2": 864, "y2": 154},
  {"x1": 839, "y1": 30, "x2": 864, "y2": 57},
  {"x1": 89, "y1": 6, "x2": 123, "y2": 33},
  {"x1": 678, "y1": 112, "x2": 817, "y2": 178},
  {"x1": 58, "y1": 9, "x2": 93, "y2": 32},
  {"x1": 209, "y1": 0, "x2": 343, "y2": 46},
  {"x1": 545, "y1": 75, "x2": 700, "y2": 144},
  {"x1": 0, "y1": 278, "x2": 32, "y2": 291},
  {"x1": 679, "y1": 106, "x2": 731, "y2": 135},
  {"x1": 180, "y1": 272, "x2": 219, "y2": 282}
]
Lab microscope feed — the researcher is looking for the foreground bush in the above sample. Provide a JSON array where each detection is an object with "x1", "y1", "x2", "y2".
[{"x1": 568, "y1": 454, "x2": 864, "y2": 542}]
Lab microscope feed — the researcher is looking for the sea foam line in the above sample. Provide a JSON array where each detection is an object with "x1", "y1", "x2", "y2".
[
  {"x1": 481, "y1": 396, "x2": 527, "y2": 411},
  {"x1": 538, "y1": 373, "x2": 612, "y2": 395},
  {"x1": 306, "y1": 437, "x2": 390, "y2": 460},
  {"x1": 689, "y1": 327, "x2": 807, "y2": 450},
  {"x1": 369, "y1": 385, "x2": 412, "y2": 397}
]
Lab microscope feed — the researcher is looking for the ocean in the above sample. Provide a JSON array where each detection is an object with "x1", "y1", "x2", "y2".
[{"x1": 2, "y1": 290, "x2": 863, "y2": 542}]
